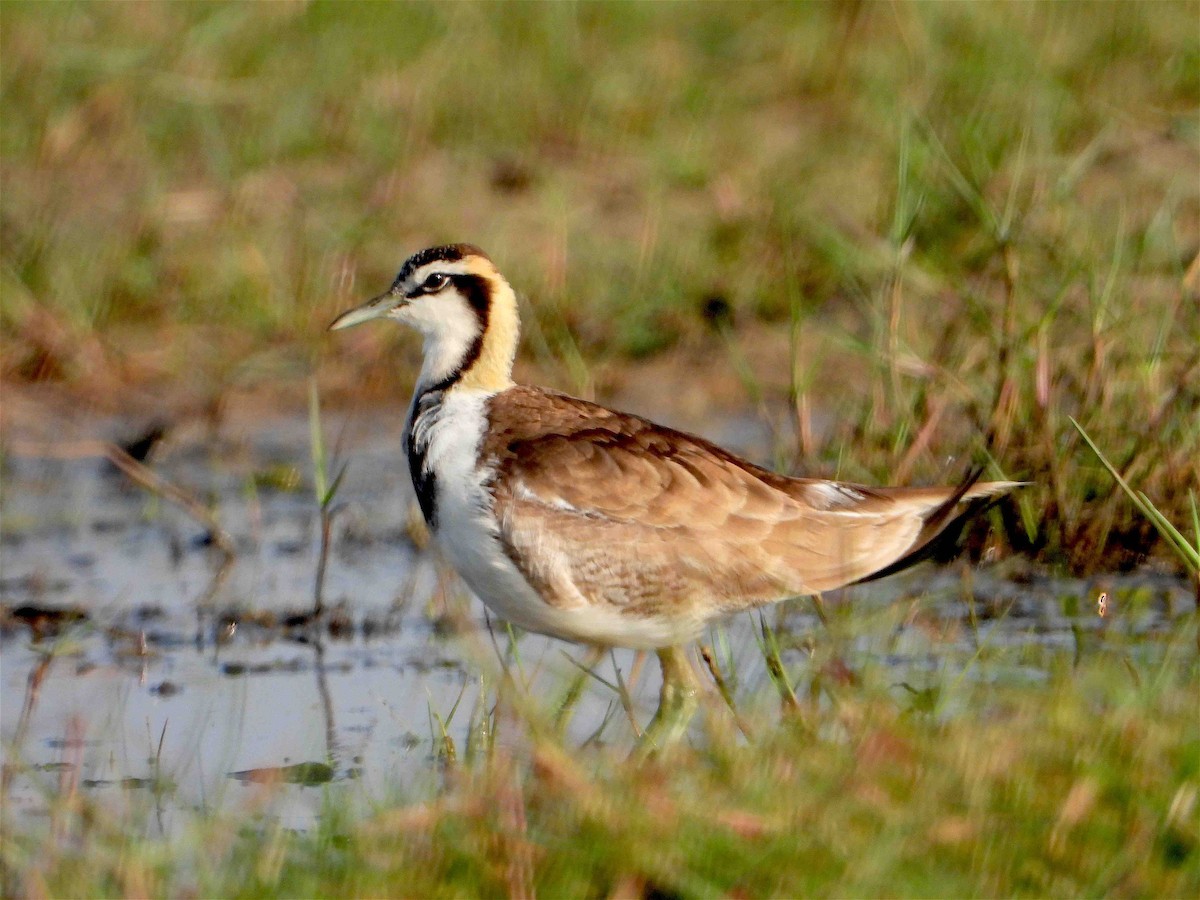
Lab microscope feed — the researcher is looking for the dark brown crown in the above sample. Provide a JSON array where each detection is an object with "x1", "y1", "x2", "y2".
[{"x1": 396, "y1": 244, "x2": 490, "y2": 284}]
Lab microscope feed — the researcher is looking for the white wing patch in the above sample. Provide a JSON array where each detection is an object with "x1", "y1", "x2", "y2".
[
  {"x1": 514, "y1": 480, "x2": 582, "y2": 514},
  {"x1": 806, "y1": 481, "x2": 869, "y2": 510}
]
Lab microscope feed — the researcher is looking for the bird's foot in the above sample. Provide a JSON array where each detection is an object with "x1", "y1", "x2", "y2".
[{"x1": 633, "y1": 647, "x2": 700, "y2": 758}]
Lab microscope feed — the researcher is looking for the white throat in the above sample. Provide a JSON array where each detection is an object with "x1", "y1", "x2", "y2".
[
  {"x1": 397, "y1": 264, "x2": 519, "y2": 395},
  {"x1": 406, "y1": 300, "x2": 482, "y2": 391}
]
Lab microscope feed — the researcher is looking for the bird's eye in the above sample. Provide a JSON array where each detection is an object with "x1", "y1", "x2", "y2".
[{"x1": 422, "y1": 273, "x2": 449, "y2": 292}]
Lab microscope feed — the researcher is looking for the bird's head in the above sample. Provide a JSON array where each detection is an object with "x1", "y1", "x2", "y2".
[{"x1": 330, "y1": 243, "x2": 518, "y2": 392}]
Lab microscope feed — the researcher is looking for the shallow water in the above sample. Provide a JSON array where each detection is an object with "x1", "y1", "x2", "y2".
[{"x1": 2, "y1": 412, "x2": 1193, "y2": 833}]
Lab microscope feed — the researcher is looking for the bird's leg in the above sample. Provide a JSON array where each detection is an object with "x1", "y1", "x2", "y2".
[{"x1": 637, "y1": 646, "x2": 700, "y2": 754}]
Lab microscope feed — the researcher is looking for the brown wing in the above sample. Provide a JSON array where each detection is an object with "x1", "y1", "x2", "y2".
[{"x1": 483, "y1": 386, "x2": 1015, "y2": 621}]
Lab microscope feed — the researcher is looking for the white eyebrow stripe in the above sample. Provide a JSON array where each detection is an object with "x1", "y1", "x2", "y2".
[{"x1": 411, "y1": 260, "x2": 475, "y2": 282}]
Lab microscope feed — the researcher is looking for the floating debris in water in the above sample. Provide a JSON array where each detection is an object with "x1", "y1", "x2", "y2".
[
  {"x1": 229, "y1": 761, "x2": 335, "y2": 786},
  {"x1": 1, "y1": 603, "x2": 89, "y2": 639},
  {"x1": 82, "y1": 776, "x2": 164, "y2": 790}
]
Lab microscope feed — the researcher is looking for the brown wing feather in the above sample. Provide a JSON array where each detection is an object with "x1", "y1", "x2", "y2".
[{"x1": 483, "y1": 386, "x2": 1014, "y2": 622}]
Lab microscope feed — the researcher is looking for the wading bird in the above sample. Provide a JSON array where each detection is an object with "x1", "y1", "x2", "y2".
[{"x1": 330, "y1": 244, "x2": 1020, "y2": 745}]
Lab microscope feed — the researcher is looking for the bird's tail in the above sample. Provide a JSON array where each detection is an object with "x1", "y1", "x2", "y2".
[{"x1": 850, "y1": 467, "x2": 1026, "y2": 585}]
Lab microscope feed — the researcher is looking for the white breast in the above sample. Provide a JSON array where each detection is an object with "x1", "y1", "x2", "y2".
[
  {"x1": 407, "y1": 388, "x2": 554, "y2": 633},
  {"x1": 407, "y1": 388, "x2": 695, "y2": 649}
]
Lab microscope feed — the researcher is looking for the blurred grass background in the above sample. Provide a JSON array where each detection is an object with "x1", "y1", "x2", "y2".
[{"x1": 2, "y1": 1, "x2": 1198, "y2": 570}]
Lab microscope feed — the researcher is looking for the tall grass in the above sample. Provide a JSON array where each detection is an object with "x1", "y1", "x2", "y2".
[
  {"x1": 1072, "y1": 417, "x2": 1200, "y2": 580},
  {"x1": 2, "y1": 4, "x2": 1197, "y2": 563},
  {"x1": 5, "y1": 621, "x2": 1197, "y2": 897},
  {"x1": 3, "y1": 8, "x2": 1198, "y2": 895}
]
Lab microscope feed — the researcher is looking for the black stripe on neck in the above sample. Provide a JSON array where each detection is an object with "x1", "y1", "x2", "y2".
[
  {"x1": 407, "y1": 388, "x2": 443, "y2": 527},
  {"x1": 406, "y1": 274, "x2": 494, "y2": 526}
]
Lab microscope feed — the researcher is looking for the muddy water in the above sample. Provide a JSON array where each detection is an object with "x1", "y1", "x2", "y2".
[{"x1": 1, "y1": 412, "x2": 1193, "y2": 833}]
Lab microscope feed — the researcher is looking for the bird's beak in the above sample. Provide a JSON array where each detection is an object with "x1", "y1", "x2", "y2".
[{"x1": 328, "y1": 288, "x2": 405, "y2": 331}]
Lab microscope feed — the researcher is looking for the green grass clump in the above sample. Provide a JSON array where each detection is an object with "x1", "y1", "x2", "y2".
[
  {"x1": 6, "y1": 629, "x2": 1197, "y2": 897},
  {"x1": 2, "y1": 3, "x2": 1197, "y2": 567}
]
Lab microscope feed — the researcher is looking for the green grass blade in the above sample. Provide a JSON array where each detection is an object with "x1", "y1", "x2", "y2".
[
  {"x1": 1189, "y1": 491, "x2": 1199, "y2": 556},
  {"x1": 1137, "y1": 492, "x2": 1200, "y2": 571},
  {"x1": 323, "y1": 462, "x2": 349, "y2": 510},
  {"x1": 308, "y1": 377, "x2": 328, "y2": 506},
  {"x1": 1070, "y1": 417, "x2": 1199, "y2": 574}
]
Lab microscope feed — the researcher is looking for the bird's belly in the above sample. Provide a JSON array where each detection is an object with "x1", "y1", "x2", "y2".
[
  {"x1": 432, "y1": 496, "x2": 703, "y2": 650},
  {"x1": 430, "y1": 494, "x2": 551, "y2": 628},
  {"x1": 414, "y1": 389, "x2": 705, "y2": 649}
]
